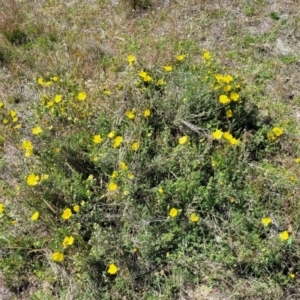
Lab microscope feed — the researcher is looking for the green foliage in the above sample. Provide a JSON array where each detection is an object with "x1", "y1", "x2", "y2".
[
  {"x1": 270, "y1": 12, "x2": 280, "y2": 21},
  {"x1": 279, "y1": 54, "x2": 298, "y2": 64},
  {"x1": 123, "y1": 0, "x2": 152, "y2": 10},
  {"x1": 0, "y1": 46, "x2": 13, "y2": 65},
  {"x1": 3, "y1": 27, "x2": 29, "y2": 45},
  {"x1": 0, "y1": 51, "x2": 298, "y2": 299}
]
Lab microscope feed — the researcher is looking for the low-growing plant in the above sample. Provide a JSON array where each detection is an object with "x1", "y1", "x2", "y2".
[
  {"x1": 0, "y1": 50, "x2": 299, "y2": 299},
  {"x1": 123, "y1": 0, "x2": 152, "y2": 10}
]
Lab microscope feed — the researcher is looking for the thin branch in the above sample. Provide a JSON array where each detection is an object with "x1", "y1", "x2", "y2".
[{"x1": 180, "y1": 120, "x2": 210, "y2": 137}]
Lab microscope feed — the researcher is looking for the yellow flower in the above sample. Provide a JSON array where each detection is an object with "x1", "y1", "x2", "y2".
[
  {"x1": 295, "y1": 158, "x2": 300, "y2": 163},
  {"x1": 62, "y1": 208, "x2": 72, "y2": 220},
  {"x1": 169, "y1": 208, "x2": 178, "y2": 218},
  {"x1": 110, "y1": 171, "x2": 119, "y2": 178},
  {"x1": 267, "y1": 132, "x2": 276, "y2": 141},
  {"x1": 127, "y1": 55, "x2": 135, "y2": 65},
  {"x1": 219, "y1": 95, "x2": 231, "y2": 105},
  {"x1": 189, "y1": 212, "x2": 199, "y2": 222},
  {"x1": 215, "y1": 74, "x2": 223, "y2": 84},
  {"x1": 228, "y1": 137, "x2": 240, "y2": 146},
  {"x1": 212, "y1": 129, "x2": 223, "y2": 140},
  {"x1": 128, "y1": 173, "x2": 135, "y2": 179},
  {"x1": 203, "y1": 50, "x2": 212, "y2": 60},
  {"x1": 131, "y1": 142, "x2": 139, "y2": 151},
  {"x1": 10, "y1": 110, "x2": 18, "y2": 122},
  {"x1": 179, "y1": 135, "x2": 188, "y2": 145},
  {"x1": 10, "y1": 110, "x2": 16, "y2": 117},
  {"x1": 176, "y1": 54, "x2": 186, "y2": 61},
  {"x1": 272, "y1": 127, "x2": 283, "y2": 137},
  {"x1": 261, "y1": 217, "x2": 272, "y2": 226},
  {"x1": 157, "y1": 79, "x2": 166, "y2": 85},
  {"x1": 52, "y1": 252, "x2": 64, "y2": 262},
  {"x1": 111, "y1": 171, "x2": 118, "y2": 178},
  {"x1": 107, "y1": 131, "x2": 116, "y2": 139},
  {"x1": 226, "y1": 109, "x2": 233, "y2": 118},
  {"x1": 37, "y1": 77, "x2": 44, "y2": 85},
  {"x1": 32, "y1": 126, "x2": 43, "y2": 135},
  {"x1": 104, "y1": 90, "x2": 111, "y2": 96},
  {"x1": 211, "y1": 158, "x2": 216, "y2": 167},
  {"x1": 0, "y1": 203, "x2": 4, "y2": 213},
  {"x1": 144, "y1": 109, "x2": 151, "y2": 117},
  {"x1": 46, "y1": 101, "x2": 54, "y2": 108},
  {"x1": 230, "y1": 92, "x2": 239, "y2": 101},
  {"x1": 223, "y1": 75, "x2": 233, "y2": 84},
  {"x1": 289, "y1": 175, "x2": 296, "y2": 182},
  {"x1": 0, "y1": 102, "x2": 3, "y2": 109},
  {"x1": 138, "y1": 71, "x2": 147, "y2": 78},
  {"x1": 126, "y1": 110, "x2": 135, "y2": 120},
  {"x1": 40, "y1": 174, "x2": 49, "y2": 182},
  {"x1": 54, "y1": 94, "x2": 62, "y2": 103},
  {"x1": 223, "y1": 85, "x2": 232, "y2": 92},
  {"x1": 158, "y1": 187, "x2": 164, "y2": 194},
  {"x1": 27, "y1": 173, "x2": 39, "y2": 186},
  {"x1": 31, "y1": 211, "x2": 39, "y2": 221},
  {"x1": 163, "y1": 66, "x2": 173, "y2": 72},
  {"x1": 77, "y1": 91, "x2": 87, "y2": 101},
  {"x1": 138, "y1": 71, "x2": 152, "y2": 82},
  {"x1": 119, "y1": 161, "x2": 128, "y2": 171},
  {"x1": 51, "y1": 76, "x2": 58, "y2": 82},
  {"x1": 62, "y1": 236, "x2": 75, "y2": 248},
  {"x1": 73, "y1": 204, "x2": 80, "y2": 213},
  {"x1": 107, "y1": 263, "x2": 118, "y2": 275},
  {"x1": 279, "y1": 230, "x2": 289, "y2": 241},
  {"x1": 22, "y1": 140, "x2": 33, "y2": 157},
  {"x1": 113, "y1": 136, "x2": 123, "y2": 148},
  {"x1": 108, "y1": 182, "x2": 118, "y2": 191},
  {"x1": 93, "y1": 135, "x2": 103, "y2": 144},
  {"x1": 143, "y1": 75, "x2": 153, "y2": 82},
  {"x1": 222, "y1": 132, "x2": 232, "y2": 141},
  {"x1": 290, "y1": 273, "x2": 296, "y2": 279}
]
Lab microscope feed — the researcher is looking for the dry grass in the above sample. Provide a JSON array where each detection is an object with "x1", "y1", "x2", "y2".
[{"x1": 1, "y1": 0, "x2": 300, "y2": 98}]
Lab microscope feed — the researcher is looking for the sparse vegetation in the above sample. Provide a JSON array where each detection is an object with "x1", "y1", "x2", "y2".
[{"x1": 1, "y1": 1, "x2": 300, "y2": 299}]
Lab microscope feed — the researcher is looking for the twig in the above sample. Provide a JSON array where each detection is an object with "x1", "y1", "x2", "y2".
[
  {"x1": 43, "y1": 199, "x2": 57, "y2": 214},
  {"x1": 180, "y1": 120, "x2": 210, "y2": 137}
]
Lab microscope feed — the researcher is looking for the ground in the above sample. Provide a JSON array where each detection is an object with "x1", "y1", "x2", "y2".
[{"x1": 1, "y1": 0, "x2": 300, "y2": 299}]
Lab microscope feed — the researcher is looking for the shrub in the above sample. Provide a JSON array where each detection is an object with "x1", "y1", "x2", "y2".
[{"x1": 0, "y1": 51, "x2": 296, "y2": 298}]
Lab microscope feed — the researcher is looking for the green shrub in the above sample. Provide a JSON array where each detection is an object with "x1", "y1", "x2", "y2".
[{"x1": 0, "y1": 51, "x2": 297, "y2": 299}]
